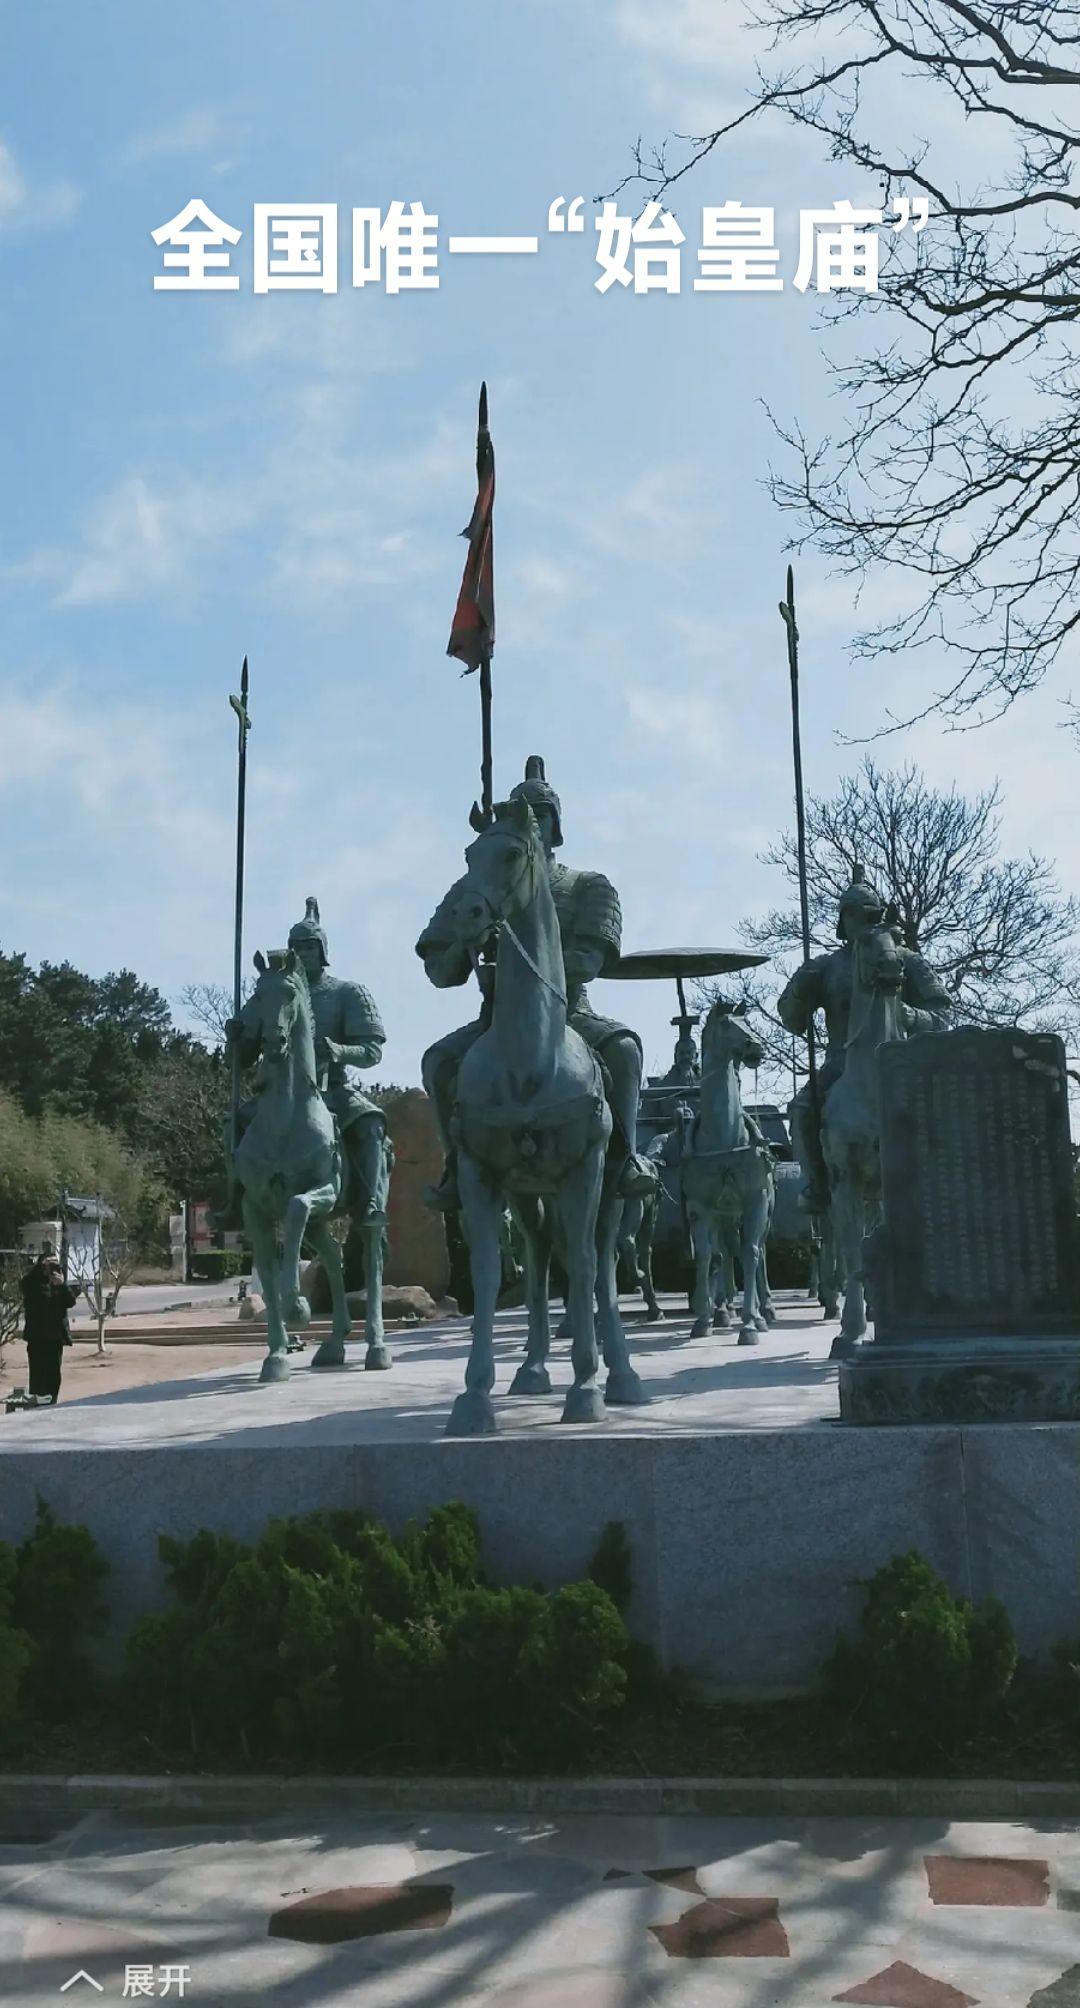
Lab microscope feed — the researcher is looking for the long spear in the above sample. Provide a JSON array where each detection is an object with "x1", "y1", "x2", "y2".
[
  {"x1": 227, "y1": 656, "x2": 251, "y2": 1163},
  {"x1": 447, "y1": 382, "x2": 496, "y2": 828},
  {"x1": 778, "y1": 568, "x2": 818, "y2": 1107}
]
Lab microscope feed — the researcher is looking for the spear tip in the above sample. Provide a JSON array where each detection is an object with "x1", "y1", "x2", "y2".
[
  {"x1": 479, "y1": 380, "x2": 488, "y2": 430},
  {"x1": 785, "y1": 563, "x2": 795, "y2": 601},
  {"x1": 241, "y1": 653, "x2": 249, "y2": 693}
]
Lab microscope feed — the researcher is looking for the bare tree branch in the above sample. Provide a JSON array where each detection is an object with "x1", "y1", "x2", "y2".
[
  {"x1": 617, "y1": 0, "x2": 1080, "y2": 727},
  {"x1": 700, "y1": 757, "x2": 1080, "y2": 1096}
]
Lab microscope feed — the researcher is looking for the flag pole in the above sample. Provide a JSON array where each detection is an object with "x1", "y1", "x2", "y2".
[
  {"x1": 476, "y1": 381, "x2": 493, "y2": 825},
  {"x1": 228, "y1": 655, "x2": 251, "y2": 1162},
  {"x1": 448, "y1": 378, "x2": 496, "y2": 828},
  {"x1": 479, "y1": 650, "x2": 493, "y2": 823},
  {"x1": 779, "y1": 569, "x2": 818, "y2": 1100}
]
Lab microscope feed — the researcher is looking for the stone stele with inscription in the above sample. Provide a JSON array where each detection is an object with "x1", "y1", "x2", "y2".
[{"x1": 840, "y1": 1026, "x2": 1080, "y2": 1423}]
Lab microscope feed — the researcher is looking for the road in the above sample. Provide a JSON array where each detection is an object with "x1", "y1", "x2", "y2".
[{"x1": 68, "y1": 1277, "x2": 253, "y2": 1322}]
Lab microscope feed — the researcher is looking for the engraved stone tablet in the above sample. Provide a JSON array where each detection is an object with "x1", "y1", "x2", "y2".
[{"x1": 841, "y1": 1028, "x2": 1080, "y2": 1424}]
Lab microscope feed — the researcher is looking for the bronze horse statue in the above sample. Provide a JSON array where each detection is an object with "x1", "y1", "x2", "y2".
[{"x1": 418, "y1": 800, "x2": 648, "y2": 1433}]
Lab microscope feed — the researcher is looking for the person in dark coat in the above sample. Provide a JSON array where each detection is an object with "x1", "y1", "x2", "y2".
[{"x1": 20, "y1": 1247, "x2": 79, "y2": 1405}]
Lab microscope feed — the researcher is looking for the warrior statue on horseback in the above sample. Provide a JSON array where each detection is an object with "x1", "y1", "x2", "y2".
[
  {"x1": 421, "y1": 756, "x2": 658, "y2": 1212},
  {"x1": 417, "y1": 756, "x2": 652, "y2": 1433},
  {"x1": 778, "y1": 866, "x2": 952, "y2": 1347},
  {"x1": 226, "y1": 897, "x2": 393, "y2": 1380}
]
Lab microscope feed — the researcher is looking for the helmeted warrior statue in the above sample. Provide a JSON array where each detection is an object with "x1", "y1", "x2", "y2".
[
  {"x1": 420, "y1": 755, "x2": 656, "y2": 1206},
  {"x1": 777, "y1": 865, "x2": 952, "y2": 1212},
  {"x1": 227, "y1": 897, "x2": 390, "y2": 1223},
  {"x1": 662, "y1": 1021, "x2": 700, "y2": 1088}
]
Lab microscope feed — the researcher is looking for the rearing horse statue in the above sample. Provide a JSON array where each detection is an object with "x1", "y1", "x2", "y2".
[
  {"x1": 417, "y1": 799, "x2": 647, "y2": 1434},
  {"x1": 821, "y1": 911, "x2": 907, "y2": 1353}
]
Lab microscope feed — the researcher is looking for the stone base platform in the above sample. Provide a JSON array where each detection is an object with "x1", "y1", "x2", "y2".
[
  {"x1": 2, "y1": 1294, "x2": 1077, "y2": 1689},
  {"x1": 840, "y1": 1333, "x2": 1080, "y2": 1424}
]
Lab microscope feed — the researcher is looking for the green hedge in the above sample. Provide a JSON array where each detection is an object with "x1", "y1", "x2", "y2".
[
  {"x1": 0, "y1": 1507, "x2": 1057, "y2": 1777},
  {"x1": 189, "y1": 1248, "x2": 245, "y2": 1282},
  {"x1": 0, "y1": 1501, "x2": 110, "y2": 1747},
  {"x1": 821, "y1": 1550, "x2": 1018, "y2": 1763},
  {"x1": 124, "y1": 1505, "x2": 641, "y2": 1766}
]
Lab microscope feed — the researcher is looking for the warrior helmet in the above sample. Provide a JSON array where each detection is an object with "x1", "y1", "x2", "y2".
[
  {"x1": 837, "y1": 864, "x2": 886, "y2": 941},
  {"x1": 287, "y1": 895, "x2": 329, "y2": 966},
  {"x1": 508, "y1": 755, "x2": 563, "y2": 848}
]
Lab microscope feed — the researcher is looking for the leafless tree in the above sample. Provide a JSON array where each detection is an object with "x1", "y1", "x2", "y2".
[
  {"x1": 619, "y1": 1, "x2": 1080, "y2": 729},
  {"x1": 698, "y1": 757, "x2": 1080, "y2": 1091},
  {"x1": 178, "y1": 982, "x2": 239, "y2": 1049},
  {"x1": 0, "y1": 1256, "x2": 22, "y2": 1373},
  {"x1": 65, "y1": 1201, "x2": 149, "y2": 1356}
]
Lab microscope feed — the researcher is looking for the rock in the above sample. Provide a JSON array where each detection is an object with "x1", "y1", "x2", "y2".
[
  {"x1": 302, "y1": 1261, "x2": 441, "y2": 1323},
  {"x1": 345, "y1": 1284, "x2": 438, "y2": 1325},
  {"x1": 237, "y1": 1294, "x2": 266, "y2": 1322}
]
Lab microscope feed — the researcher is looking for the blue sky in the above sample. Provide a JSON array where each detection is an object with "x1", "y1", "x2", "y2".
[{"x1": 2, "y1": 0, "x2": 1077, "y2": 1086}]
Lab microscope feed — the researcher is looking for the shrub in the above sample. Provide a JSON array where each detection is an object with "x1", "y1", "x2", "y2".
[
  {"x1": 189, "y1": 1248, "x2": 244, "y2": 1282},
  {"x1": 124, "y1": 1503, "x2": 633, "y2": 1767},
  {"x1": 0, "y1": 1544, "x2": 34, "y2": 1743},
  {"x1": 822, "y1": 1550, "x2": 1018, "y2": 1764},
  {"x1": 12, "y1": 1500, "x2": 111, "y2": 1718},
  {"x1": 0, "y1": 1504, "x2": 110, "y2": 1740}
]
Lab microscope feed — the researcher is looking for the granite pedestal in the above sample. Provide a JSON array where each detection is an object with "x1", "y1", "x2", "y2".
[{"x1": 2, "y1": 1294, "x2": 1077, "y2": 1690}]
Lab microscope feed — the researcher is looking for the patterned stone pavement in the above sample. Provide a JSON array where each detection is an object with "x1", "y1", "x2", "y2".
[{"x1": 0, "y1": 1809, "x2": 1078, "y2": 2006}]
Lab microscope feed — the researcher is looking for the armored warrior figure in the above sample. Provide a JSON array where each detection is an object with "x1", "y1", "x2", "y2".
[
  {"x1": 662, "y1": 1021, "x2": 700, "y2": 1088},
  {"x1": 227, "y1": 897, "x2": 390, "y2": 1222},
  {"x1": 777, "y1": 865, "x2": 952, "y2": 1212},
  {"x1": 420, "y1": 754, "x2": 656, "y2": 1206}
]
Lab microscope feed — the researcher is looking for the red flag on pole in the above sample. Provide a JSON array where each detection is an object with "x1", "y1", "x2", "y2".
[{"x1": 447, "y1": 382, "x2": 495, "y2": 674}]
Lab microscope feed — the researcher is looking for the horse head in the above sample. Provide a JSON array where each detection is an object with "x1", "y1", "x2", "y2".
[
  {"x1": 436, "y1": 798, "x2": 546, "y2": 955},
  {"x1": 249, "y1": 948, "x2": 312, "y2": 1065},
  {"x1": 851, "y1": 907, "x2": 905, "y2": 999},
  {"x1": 701, "y1": 998, "x2": 764, "y2": 1073}
]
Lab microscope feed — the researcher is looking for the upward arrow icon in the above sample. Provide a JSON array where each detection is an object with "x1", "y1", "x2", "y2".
[{"x1": 60, "y1": 1974, "x2": 104, "y2": 1994}]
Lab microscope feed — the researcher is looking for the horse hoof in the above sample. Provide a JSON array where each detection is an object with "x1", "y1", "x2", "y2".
[
  {"x1": 445, "y1": 1390, "x2": 496, "y2": 1437},
  {"x1": 762, "y1": 1305, "x2": 778, "y2": 1327},
  {"x1": 830, "y1": 1333, "x2": 857, "y2": 1361},
  {"x1": 738, "y1": 1326, "x2": 760, "y2": 1346},
  {"x1": 754, "y1": 1314, "x2": 769, "y2": 1332},
  {"x1": 310, "y1": 1340, "x2": 346, "y2": 1369},
  {"x1": 364, "y1": 1345, "x2": 392, "y2": 1371},
  {"x1": 561, "y1": 1384, "x2": 605, "y2": 1423},
  {"x1": 604, "y1": 1369, "x2": 649, "y2": 1406},
  {"x1": 259, "y1": 1352, "x2": 289, "y2": 1385},
  {"x1": 509, "y1": 1364, "x2": 552, "y2": 1395},
  {"x1": 645, "y1": 1307, "x2": 664, "y2": 1323},
  {"x1": 282, "y1": 1295, "x2": 312, "y2": 1331},
  {"x1": 690, "y1": 1318, "x2": 711, "y2": 1339}
]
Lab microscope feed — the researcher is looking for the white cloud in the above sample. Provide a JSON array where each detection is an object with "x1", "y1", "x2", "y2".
[
  {"x1": 0, "y1": 136, "x2": 81, "y2": 236},
  {"x1": 625, "y1": 685, "x2": 725, "y2": 761},
  {"x1": 7, "y1": 474, "x2": 253, "y2": 608},
  {"x1": 614, "y1": 0, "x2": 759, "y2": 73},
  {"x1": 121, "y1": 106, "x2": 240, "y2": 168}
]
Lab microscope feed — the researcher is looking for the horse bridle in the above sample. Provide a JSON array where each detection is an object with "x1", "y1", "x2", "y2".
[{"x1": 465, "y1": 829, "x2": 569, "y2": 1009}]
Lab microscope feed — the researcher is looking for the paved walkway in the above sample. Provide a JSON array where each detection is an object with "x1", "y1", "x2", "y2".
[
  {"x1": 2, "y1": 1292, "x2": 845, "y2": 1449},
  {"x1": 1, "y1": 1808, "x2": 1077, "y2": 2005}
]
